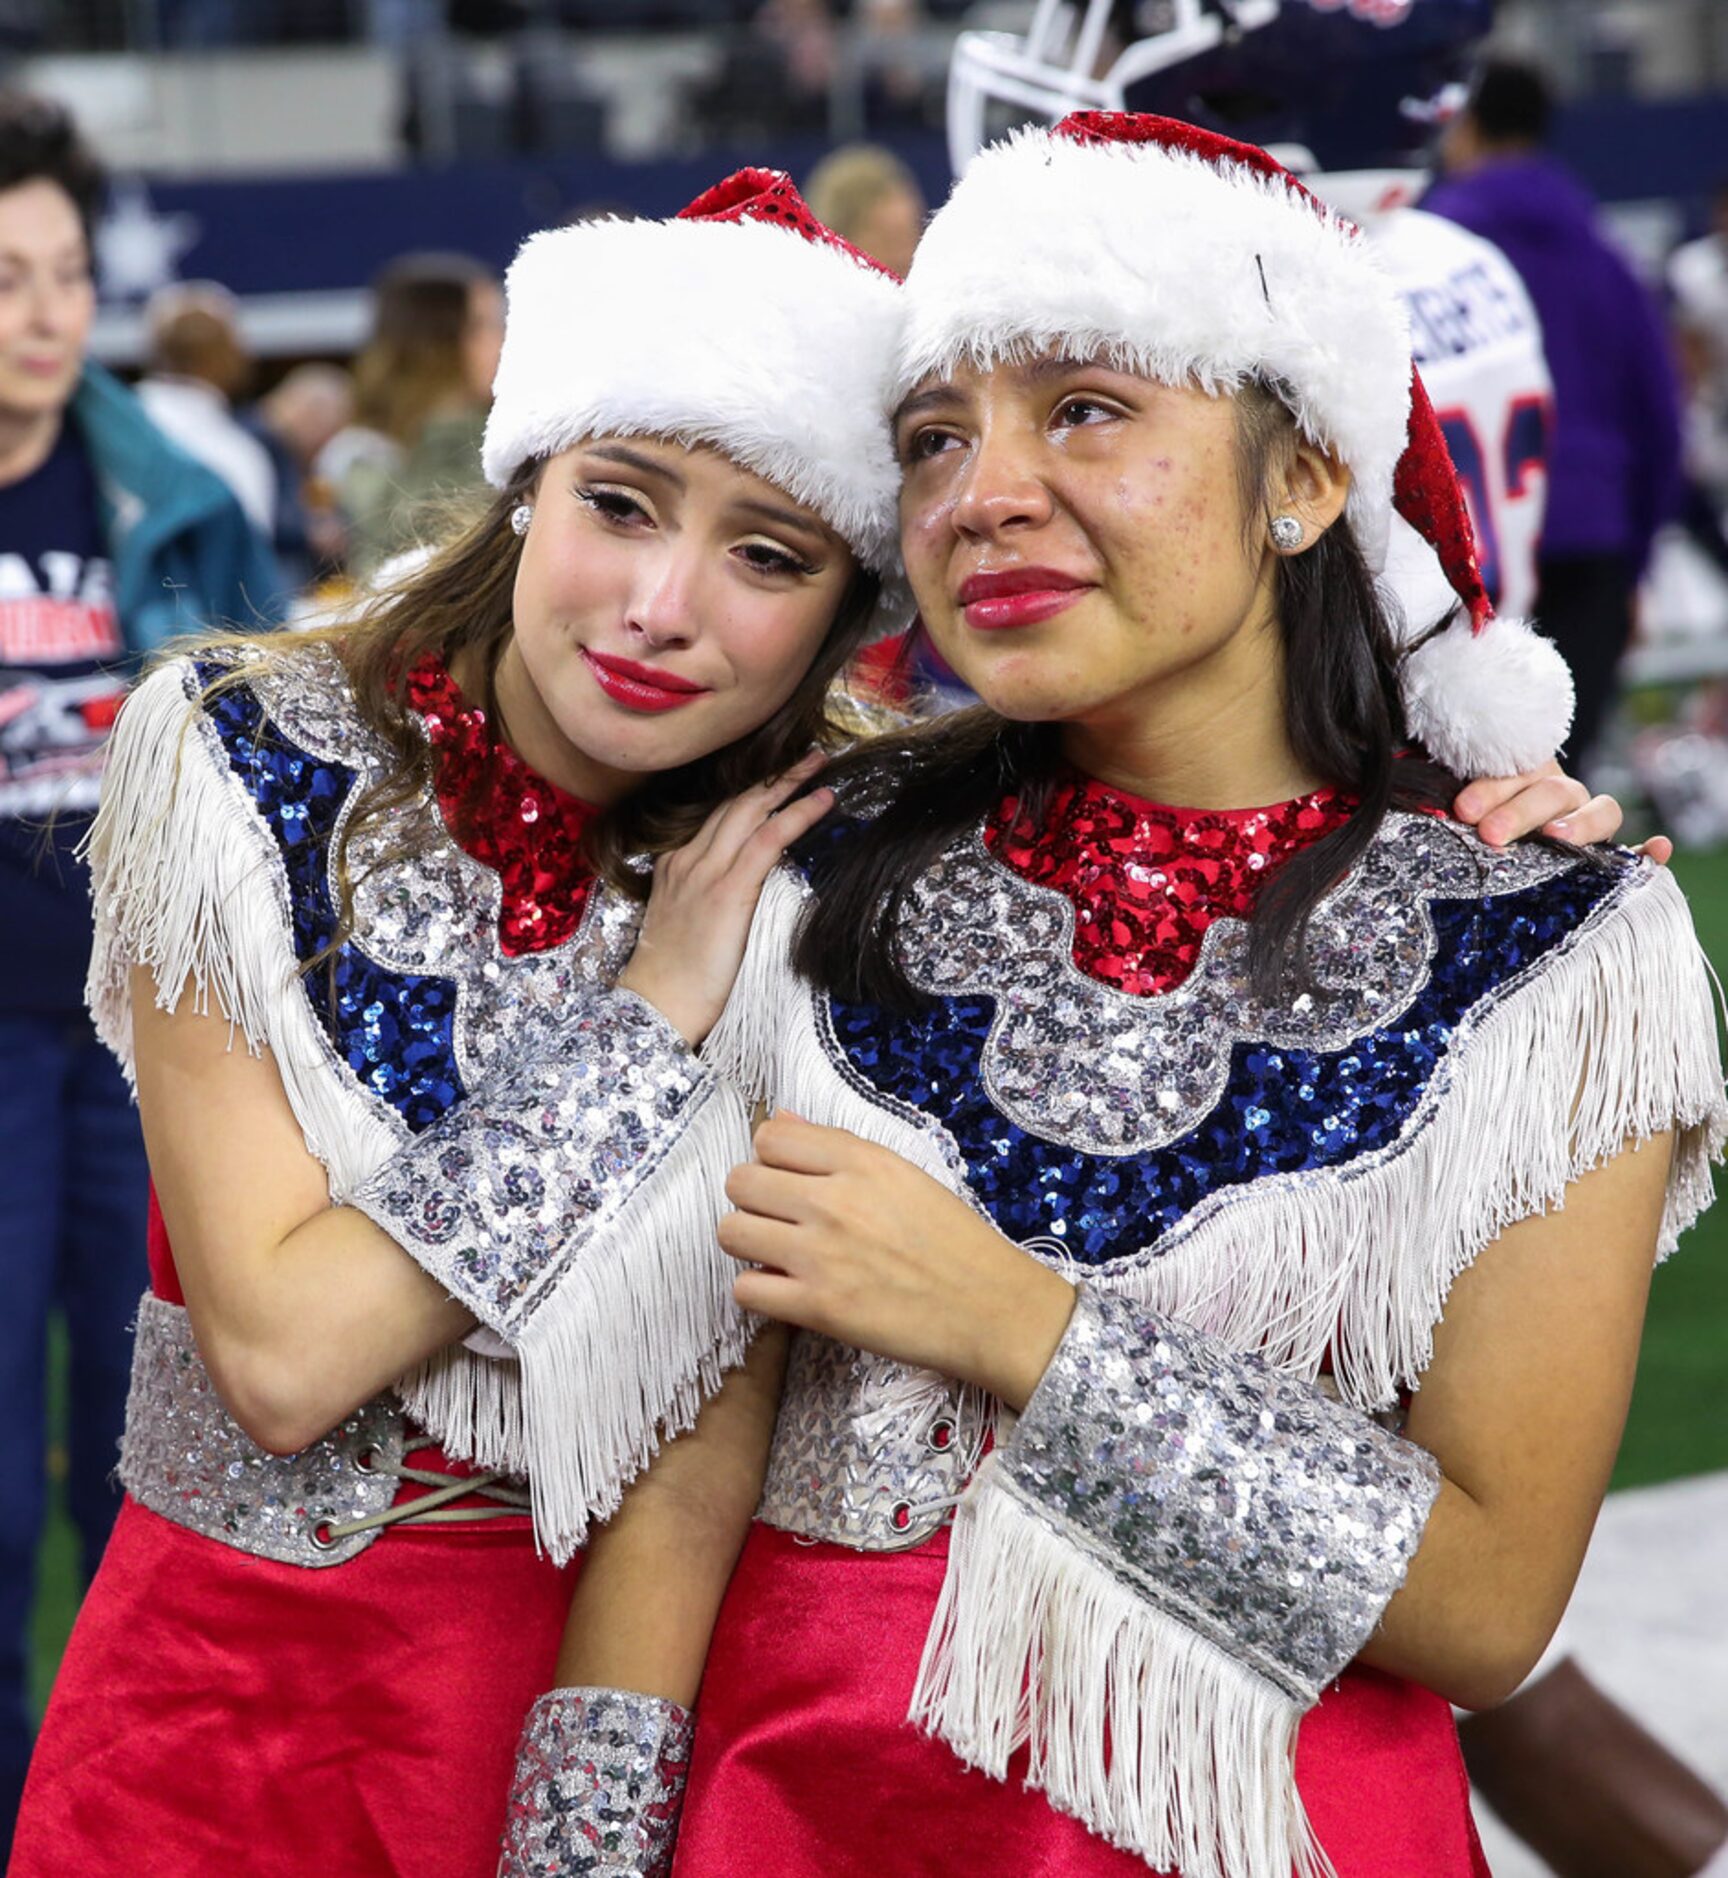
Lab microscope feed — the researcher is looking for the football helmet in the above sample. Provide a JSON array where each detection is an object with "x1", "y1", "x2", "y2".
[{"x1": 947, "y1": 0, "x2": 1493, "y2": 177}]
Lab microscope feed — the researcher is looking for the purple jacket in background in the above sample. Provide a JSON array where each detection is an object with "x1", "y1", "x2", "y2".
[{"x1": 1422, "y1": 155, "x2": 1682, "y2": 578}]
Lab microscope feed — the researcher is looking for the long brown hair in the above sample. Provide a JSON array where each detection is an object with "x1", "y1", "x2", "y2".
[
  {"x1": 201, "y1": 472, "x2": 881, "y2": 967},
  {"x1": 351, "y1": 254, "x2": 493, "y2": 448}
]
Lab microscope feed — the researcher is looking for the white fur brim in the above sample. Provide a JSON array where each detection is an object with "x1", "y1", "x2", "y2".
[
  {"x1": 898, "y1": 128, "x2": 1412, "y2": 570},
  {"x1": 1402, "y1": 614, "x2": 1576, "y2": 775},
  {"x1": 483, "y1": 218, "x2": 905, "y2": 576}
]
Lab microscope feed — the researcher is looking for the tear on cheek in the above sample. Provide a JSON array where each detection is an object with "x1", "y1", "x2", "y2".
[{"x1": 906, "y1": 494, "x2": 958, "y2": 541}]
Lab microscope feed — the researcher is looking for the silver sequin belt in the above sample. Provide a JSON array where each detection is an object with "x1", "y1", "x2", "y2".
[
  {"x1": 117, "y1": 1292, "x2": 530, "y2": 1568},
  {"x1": 755, "y1": 1333, "x2": 992, "y2": 1552}
]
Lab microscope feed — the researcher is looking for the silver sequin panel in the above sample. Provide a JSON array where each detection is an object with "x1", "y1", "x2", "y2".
[
  {"x1": 352, "y1": 989, "x2": 713, "y2": 1335},
  {"x1": 757, "y1": 1332, "x2": 986, "y2": 1550},
  {"x1": 900, "y1": 811, "x2": 1569, "y2": 1157},
  {"x1": 243, "y1": 647, "x2": 642, "y2": 1097},
  {"x1": 118, "y1": 1292, "x2": 404, "y2": 1568},
  {"x1": 499, "y1": 1686, "x2": 694, "y2": 1878},
  {"x1": 1000, "y1": 1287, "x2": 1440, "y2": 1700}
]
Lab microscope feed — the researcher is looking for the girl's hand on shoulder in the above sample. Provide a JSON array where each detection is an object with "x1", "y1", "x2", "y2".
[
  {"x1": 1453, "y1": 760, "x2": 1672, "y2": 861},
  {"x1": 616, "y1": 754, "x2": 833, "y2": 1047},
  {"x1": 720, "y1": 1114, "x2": 1076, "y2": 1411}
]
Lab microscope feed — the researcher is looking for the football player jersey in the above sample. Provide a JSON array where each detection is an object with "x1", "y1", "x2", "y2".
[{"x1": 1315, "y1": 174, "x2": 1554, "y2": 631}]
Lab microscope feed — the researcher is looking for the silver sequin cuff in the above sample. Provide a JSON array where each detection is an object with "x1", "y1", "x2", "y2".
[
  {"x1": 1002, "y1": 1287, "x2": 1441, "y2": 1701},
  {"x1": 499, "y1": 1687, "x2": 694, "y2": 1878},
  {"x1": 352, "y1": 988, "x2": 712, "y2": 1338}
]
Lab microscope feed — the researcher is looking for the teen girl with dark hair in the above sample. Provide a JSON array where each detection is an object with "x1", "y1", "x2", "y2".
[{"x1": 541, "y1": 117, "x2": 1721, "y2": 1878}]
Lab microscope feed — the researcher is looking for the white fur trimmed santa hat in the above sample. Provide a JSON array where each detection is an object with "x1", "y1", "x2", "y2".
[
  {"x1": 482, "y1": 169, "x2": 904, "y2": 579},
  {"x1": 899, "y1": 111, "x2": 1574, "y2": 774}
]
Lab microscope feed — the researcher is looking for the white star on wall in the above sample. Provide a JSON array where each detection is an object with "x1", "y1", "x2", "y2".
[{"x1": 94, "y1": 180, "x2": 203, "y2": 302}]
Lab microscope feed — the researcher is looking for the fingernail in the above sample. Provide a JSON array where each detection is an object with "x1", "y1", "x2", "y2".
[{"x1": 1549, "y1": 818, "x2": 1572, "y2": 837}]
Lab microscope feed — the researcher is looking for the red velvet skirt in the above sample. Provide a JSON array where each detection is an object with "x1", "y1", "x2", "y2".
[
  {"x1": 674, "y1": 1522, "x2": 1491, "y2": 1878},
  {"x1": 13, "y1": 1495, "x2": 577, "y2": 1877}
]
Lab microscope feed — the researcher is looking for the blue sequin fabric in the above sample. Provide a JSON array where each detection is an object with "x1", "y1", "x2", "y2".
[
  {"x1": 197, "y1": 664, "x2": 464, "y2": 1131},
  {"x1": 811, "y1": 808, "x2": 1632, "y2": 1270},
  {"x1": 191, "y1": 654, "x2": 636, "y2": 1138}
]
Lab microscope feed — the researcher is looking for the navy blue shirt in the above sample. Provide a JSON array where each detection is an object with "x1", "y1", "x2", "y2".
[{"x1": 0, "y1": 419, "x2": 128, "y2": 1014}]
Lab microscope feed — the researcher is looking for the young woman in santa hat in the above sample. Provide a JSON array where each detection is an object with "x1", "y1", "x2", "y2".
[
  {"x1": 530, "y1": 116, "x2": 1723, "y2": 1878},
  {"x1": 6, "y1": 169, "x2": 916, "y2": 1877}
]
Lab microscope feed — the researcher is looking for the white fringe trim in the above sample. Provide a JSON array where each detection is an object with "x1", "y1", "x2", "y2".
[
  {"x1": 405, "y1": 1078, "x2": 759, "y2": 1565},
  {"x1": 1116, "y1": 862, "x2": 1726, "y2": 1411},
  {"x1": 704, "y1": 864, "x2": 962, "y2": 1192},
  {"x1": 911, "y1": 1456, "x2": 1331, "y2": 1878},
  {"x1": 83, "y1": 657, "x2": 404, "y2": 1191}
]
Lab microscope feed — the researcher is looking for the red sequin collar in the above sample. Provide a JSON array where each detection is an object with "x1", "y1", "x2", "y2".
[
  {"x1": 985, "y1": 772, "x2": 1352, "y2": 997},
  {"x1": 405, "y1": 656, "x2": 599, "y2": 958}
]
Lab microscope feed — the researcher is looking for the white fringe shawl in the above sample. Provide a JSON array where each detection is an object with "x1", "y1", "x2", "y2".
[
  {"x1": 89, "y1": 657, "x2": 754, "y2": 1559},
  {"x1": 85, "y1": 658, "x2": 404, "y2": 1184},
  {"x1": 704, "y1": 853, "x2": 1728, "y2": 1878}
]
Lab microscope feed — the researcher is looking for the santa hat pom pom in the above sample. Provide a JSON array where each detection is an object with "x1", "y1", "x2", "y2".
[{"x1": 1401, "y1": 615, "x2": 1576, "y2": 777}]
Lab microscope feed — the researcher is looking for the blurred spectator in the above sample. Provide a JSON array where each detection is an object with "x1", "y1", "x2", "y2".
[
  {"x1": 324, "y1": 252, "x2": 501, "y2": 582},
  {"x1": 1668, "y1": 183, "x2": 1728, "y2": 579},
  {"x1": 695, "y1": 0, "x2": 836, "y2": 142},
  {"x1": 242, "y1": 362, "x2": 355, "y2": 591},
  {"x1": 137, "y1": 281, "x2": 277, "y2": 537},
  {"x1": 1427, "y1": 57, "x2": 1684, "y2": 761},
  {"x1": 805, "y1": 142, "x2": 925, "y2": 277},
  {"x1": 0, "y1": 88, "x2": 280, "y2": 1862},
  {"x1": 256, "y1": 361, "x2": 352, "y2": 470},
  {"x1": 856, "y1": 0, "x2": 940, "y2": 132},
  {"x1": 760, "y1": 0, "x2": 838, "y2": 99},
  {"x1": 1668, "y1": 181, "x2": 1728, "y2": 365}
]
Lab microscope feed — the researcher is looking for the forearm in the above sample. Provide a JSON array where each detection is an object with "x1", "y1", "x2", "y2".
[
  {"x1": 197, "y1": 1205, "x2": 476, "y2": 1455},
  {"x1": 1355, "y1": 1474, "x2": 1583, "y2": 1711},
  {"x1": 553, "y1": 1324, "x2": 790, "y2": 1706}
]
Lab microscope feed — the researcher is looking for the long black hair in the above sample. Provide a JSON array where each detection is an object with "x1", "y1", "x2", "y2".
[{"x1": 794, "y1": 379, "x2": 1462, "y2": 1008}]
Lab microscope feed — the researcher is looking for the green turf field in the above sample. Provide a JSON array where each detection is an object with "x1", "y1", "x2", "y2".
[{"x1": 24, "y1": 849, "x2": 1728, "y2": 1715}]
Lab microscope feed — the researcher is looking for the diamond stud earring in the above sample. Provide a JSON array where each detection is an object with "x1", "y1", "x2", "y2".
[
  {"x1": 510, "y1": 504, "x2": 534, "y2": 537},
  {"x1": 1269, "y1": 514, "x2": 1304, "y2": 551}
]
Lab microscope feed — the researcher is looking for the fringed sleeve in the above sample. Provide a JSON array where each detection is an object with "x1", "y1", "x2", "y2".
[
  {"x1": 910, "y1": 860, "x2": 1727, "y2": 1878},
  {"x1": 912, "y1": 1288, "x2": 1438, "y2": 1878},
  {"x1": 354, "y1": 989, "x2": 754, "y2": 1563}
]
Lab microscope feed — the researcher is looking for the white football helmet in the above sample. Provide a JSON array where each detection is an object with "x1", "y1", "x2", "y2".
[{"x1": 947, "y1": 0, "x2": 1282, "y2": 176}]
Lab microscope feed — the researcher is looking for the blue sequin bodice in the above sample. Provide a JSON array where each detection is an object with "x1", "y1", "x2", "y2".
[{"x1": 802, "y1": 803, "x2": 1626, "y2": 1271}]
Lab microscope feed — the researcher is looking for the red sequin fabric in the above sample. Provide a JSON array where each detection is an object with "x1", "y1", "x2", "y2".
[
  {"x1": 405, "y1": 657, "x2": 599, "y2": 958},
  {"x1": 986, "y1": 773, "x2": 1352, "y2": 998}
]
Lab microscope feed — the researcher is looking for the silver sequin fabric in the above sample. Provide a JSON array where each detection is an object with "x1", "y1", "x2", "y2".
[
  {"x1": 352, "y1": 988, "x2": 714, "y2": 1335},
  {"x1": 1000, "y1": 1287, "x2": 1441, "y2": 1699},
  {"x1": 499, "y1": 1686, "x2": 694, "y2": 1877},
  {"x1": 118, "y1": 1293, "x2": 404, "y2": 1568},
  {"x1": 901, "y1": 810, "x2": 1568, "y2": 1156},
  {"x1": 758, "y1": 1333, "x2": 983, "y2": 1550}
]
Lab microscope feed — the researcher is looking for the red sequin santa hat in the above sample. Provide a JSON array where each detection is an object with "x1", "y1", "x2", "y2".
[
  {"x1": 483, "y1": 169, "x2": 904, "y2": 579},
  {"x1": 898, "y1": 111, "x2": 1574, "y2": 774}
]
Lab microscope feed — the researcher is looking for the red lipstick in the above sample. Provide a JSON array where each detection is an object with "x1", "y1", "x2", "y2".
[
  {"x1": 581, "y1": 649, "x2": 711, "y2": 714},
  {"x1": 957, "y1": 566, "x2": 1093, "y2": 631}
]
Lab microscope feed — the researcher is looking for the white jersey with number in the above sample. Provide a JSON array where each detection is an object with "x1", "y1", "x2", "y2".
[{"x1": 1315, "y1": 175, "x2": 1555, "y2": 632}]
